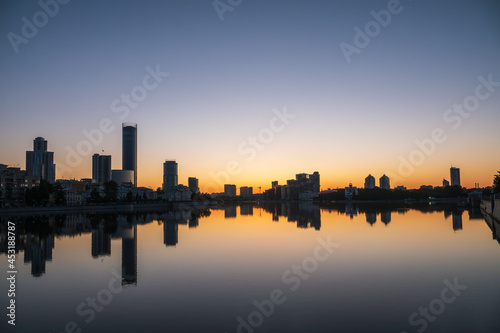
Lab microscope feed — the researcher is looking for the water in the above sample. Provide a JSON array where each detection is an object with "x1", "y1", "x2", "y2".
[{"x1": 1, "y1": 203, "x2": 499, "y2": 333}]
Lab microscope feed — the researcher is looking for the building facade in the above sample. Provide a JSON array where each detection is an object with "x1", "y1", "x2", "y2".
[
  {"x1": 163, "y1": 160, "x2": 178, "y2": 189},
  {"x1": 224, "y1": 184, "x2": 237, "y2": 197},
  {"x1": 379, "y1": 174, "x2": 390, "y2": 190},
  {"x1": 364, "y1": 174, "x2": 375, "y2": 189},
  {"x1": 122, "y1": 123, "x2": 137, "y2": 187},
  {"x1": 188, "y1": 177, "x2": 199, "y2": 193},
  {"x1": 26, "y1": 137, "x2": 55, "y2": 183},
  {"x1": 92, "y1": 154, "x2": 111, "y2": 185},
  {"x1": 450, "y1": 167, "x2": 460, "y2": 186}
]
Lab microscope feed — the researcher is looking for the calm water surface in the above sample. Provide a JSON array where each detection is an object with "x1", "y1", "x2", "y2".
[{"x1": 1, "y1": 203, "x2": 500, "y2": 333}]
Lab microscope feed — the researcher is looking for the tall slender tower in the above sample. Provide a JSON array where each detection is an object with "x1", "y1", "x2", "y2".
[
  {"x1": 163, "y1": 160, "x2": 178, "y2": 189},
  {"x1": 450, "y1": 167, "x2": 460, "y2": 186},
  {"x1": 26, "y1": 137, "x2": 56, "y2": 183},
  {"x1": 122, "y1": 123, "x2": 137, "y2": 187}
]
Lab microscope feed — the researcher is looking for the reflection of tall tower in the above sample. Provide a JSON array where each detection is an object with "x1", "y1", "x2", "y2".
[
  {"x1": 224, "y1": 206, "x2": 237, "y2": 218},
  {"x1": 92, "y1": 225, "x2": 111, "y2": 258},
  {"x1": 122, "y1": 123, "x2": 137, "y2": 187},
  {"x1": 164, "y1": 220, "x2": 178, "y2": 246},
  {"x1": 24, "y1": 234, "x2": 54, "y2": 277},
  {"x1": 452, "y1": 211, "x2": 463, "y2": 231},
  {"x1": 381, "y1": 211, "x2": 391, "y2": 225},
  {"x1": 366, "y1": 212, "x2": 377, "y2": 226},
  {"x1": 121, "y1": 225, "x2": 137, "y2": 285}
]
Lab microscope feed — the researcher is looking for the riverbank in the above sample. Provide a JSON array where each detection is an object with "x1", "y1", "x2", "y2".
[{"x1": 480, "y1": 199, "x2": 500, "y2": 221}]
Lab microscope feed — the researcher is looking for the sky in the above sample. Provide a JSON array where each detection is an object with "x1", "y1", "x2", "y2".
[{"x1": 1, "y1": 0, "x2": 499, "y2": 192}]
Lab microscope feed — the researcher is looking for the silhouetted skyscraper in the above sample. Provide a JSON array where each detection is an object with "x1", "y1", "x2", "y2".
[
  {"x1": 380, "y1": 174, "x2": 390, "y2": 190},
  {"x1": 364, "y1": 174, "x2": 375, "y2": 189},
  {"x1": 92, "y1": 154, "x2": 111, "y2": 185},
  {"x1": 163, "y1": 160, "x2": 178, "y2": 189},
  {"x1": 26, "y1": 137, "x2": 55, "y2": 183},
  {"x1": 188, "y1": 177, "x2": 199, "y2": 193},
  {"x1": 122, "y1": 123, "x2": 137, "y2": 187},
  {"x1": 450, "y1": 167, "x2": 460, "y2": 186}
]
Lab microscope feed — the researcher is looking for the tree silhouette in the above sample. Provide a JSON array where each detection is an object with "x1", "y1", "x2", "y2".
[{"x1": 494, "y1": 171, "x2": 500, "y2": 193}]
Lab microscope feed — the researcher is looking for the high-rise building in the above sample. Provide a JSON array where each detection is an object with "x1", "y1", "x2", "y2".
[
  {"x1": 379, "y1": 174, "x2": 390, "y2": 190},
  {"x1": 224, "y1": 184, "x2": 237, "y2": 197},
  {"x1": 188, "y1": 177, "x2": 199, "y2": 193},
  {"x1": 163, "y1": 160, "x2": 178, "y2": 189},
  {"x1": 26, "y1": 137, "x2": 56, "y2": 183},
  {"x1": 450, "y1": 167, "x2": 460, "y2": 186},
  {"x1": 92, "y1": 154, "x2": 111, "y2": 185},
  {"x1": 443, "y1": 179, "x2": 450, "y2": 187},
  {"x1": 240, "y1": 186, "x2": 253, "y2": 197},
  {"x1": 122, "y1": 123, "x2": 137, "y2": 187},
  {"x1": 364, "y1": 174, "x2": 375, "y2": 189}
]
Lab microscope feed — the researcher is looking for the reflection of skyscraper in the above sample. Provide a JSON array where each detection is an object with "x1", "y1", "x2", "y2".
[
  {"x1": 26, "y1": 137, "x2": 56, "y2": 183},
  {"x1": 224, "y1": 206, "x2": 237, "y2": 218},
  {"x1": 122, "y1": 123, "x2": 137, "y2": 187},
  {"x1": 164, "y1": 221, "x2": 178, "y2": 246},
  {"x1": 24, "y1": 234, "x2": 54, "y2": 277},
  {"x1": 450, "y1": 167, "x2": 460, "y2": 187},
  {"x1": 163, "y1": 160, "x2": 178, "y2": 189},
  {"x1": 92, "y1": 154, "x2": 111, "y2": 185},
  {"x1": 366, "y1": 212, "x2": 377, "y2": 226},
  {"x1": 121, "y1": 225, "x2": 137, "y2": 285},
  {"x1": 452, "y1": 211, "x2": 463, "y2": 231},
  {"x1": 381, "y1": 211, "x2": 391, "y2": 225},
  {"x1": 240, "y1": 204, "x2": 254, "y2": 216},
  {"x1": 92, "y1": 225, "x2": 111, "y2": 258},
  {"x1": 189, "y1": 215, "x2": 199, "y2": 228}
]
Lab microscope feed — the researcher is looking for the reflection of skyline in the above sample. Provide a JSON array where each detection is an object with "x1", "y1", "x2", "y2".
[
  {"x1": 260, "y1": 202, "x2": 321, "y2": 230},
  {"x1": 0, "y1": 203, "x2": 494, "y2": 279}
]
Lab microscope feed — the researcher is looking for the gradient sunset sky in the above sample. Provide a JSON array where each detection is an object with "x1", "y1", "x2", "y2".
[{"x1": 1, "y1": 0, "x2": 499, "y2": 192}]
